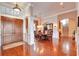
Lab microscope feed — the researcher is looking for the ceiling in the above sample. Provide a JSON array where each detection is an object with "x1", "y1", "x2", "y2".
[
  {"x1": 0, "y1": 2, "x2": 76, "y2": 18},
  {"x1": 31, "y1": 2, "x2": 76, "y2": 18},
  {"x1": 0, "y1": 2, "x2": 30, "y2": 11}
]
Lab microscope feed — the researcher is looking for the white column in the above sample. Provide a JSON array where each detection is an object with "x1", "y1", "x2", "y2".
[
  {"x1": 22, "y1": 3, "x2": 32, "y2": 44},
  {"x1": 52, "y1": 16, "x2": 59, "y2": 47},
  {"x1": 28, "y1": 16, "x2": 35, "y2": 45},
  {"x1": 23, "y1": 17, "x2": 28, "y2": 43}
]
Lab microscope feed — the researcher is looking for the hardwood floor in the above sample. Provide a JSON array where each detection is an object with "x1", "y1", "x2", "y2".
[
  {"x1": 0, "y1": 37, "x2": 77, "y2": 56},
  {"x1": 0, "y1": 48, "x2": 1, "y2": 56},
  {"x1": 58, "y1": 37, "x2": 77, "y2": 56},
  {"x1": 2, "y1": 44, "x2": 30, "y2": 56}
]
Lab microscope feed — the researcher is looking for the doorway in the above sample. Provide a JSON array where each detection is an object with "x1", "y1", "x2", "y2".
[
  {"x1": 60, "y1": 19, "x2": 69, "y2": 38},
  {"x1": 34, "y1": 21, "x2": 53, "y2": 41}
]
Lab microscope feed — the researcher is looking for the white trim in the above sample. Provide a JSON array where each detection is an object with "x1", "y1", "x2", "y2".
[
  {"x1": 0, "y1": 14, "x2": 23, "y2": 19},
  {"x1": 3, "y1": 41, "x2": 25, "y2": 50},
  {"x1": 44, "y1": 8, "x2": 77, "y2": 19}
]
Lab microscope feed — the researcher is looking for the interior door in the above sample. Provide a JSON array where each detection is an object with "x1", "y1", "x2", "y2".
[
  {"x1": 1, "y1": 16, "x2": 14, "y2": 45},
  {"x1": 14, "y1": 19, "x2": 23, "y2": 42}
]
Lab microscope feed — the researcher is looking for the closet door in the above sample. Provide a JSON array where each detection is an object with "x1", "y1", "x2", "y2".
[
  {"x1": 1, "y1": 16, "x2": 14, "y2": 45},
  {"x1": 14, "y1": 19, "x2": 23, "y2": 42}
]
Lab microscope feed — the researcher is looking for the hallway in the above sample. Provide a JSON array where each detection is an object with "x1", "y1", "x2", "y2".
[{"x1": 0, "y1": 2, "x2": 78, "y2": 56}]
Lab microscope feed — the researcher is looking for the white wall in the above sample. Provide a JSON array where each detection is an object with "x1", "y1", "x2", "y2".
[{"x1": 0, "y1": 6, "x2": 24, "y2": 18}]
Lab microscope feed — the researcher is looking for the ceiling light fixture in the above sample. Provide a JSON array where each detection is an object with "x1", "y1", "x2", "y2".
[{"x1": 13, "y1": 3, "x2": 21, "y2": 12}]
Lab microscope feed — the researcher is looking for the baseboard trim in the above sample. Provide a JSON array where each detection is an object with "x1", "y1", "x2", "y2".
[{"x1": 3, "y1": 41, "x2": 25, "y2": 50}]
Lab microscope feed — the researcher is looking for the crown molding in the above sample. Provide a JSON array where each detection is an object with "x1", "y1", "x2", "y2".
[{"x1": 44, "y1": 8, "x2": 77, "y2": 19}]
